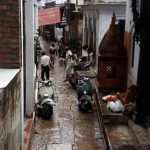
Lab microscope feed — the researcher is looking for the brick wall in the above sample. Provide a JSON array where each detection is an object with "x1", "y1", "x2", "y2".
[{"x1": 0, "y1": 1, "x2": 21, "y2": 68}]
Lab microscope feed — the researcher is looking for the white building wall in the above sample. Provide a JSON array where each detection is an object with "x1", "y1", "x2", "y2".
[
  {"x1": 38, "y1": 0, "x2": 46, "y2": 7},
  {"x1": 98, "y1": 11, "x2": 110, "y2": 43},
  {"x1": 95, "y1": 6, "x2": 125, "y2": 70},
  {"x1": 125, "y1": 0, "x2": 133, "y2": 32},
  {"x1": 125, "y1": 1, "x2": 140, "y2": 85},
  {"x1": 82, "y1": 12, "x2": 86, "y2": 46},
  {"x1": 104, "y1": 0, "x2": 126, "y2": 2},
  {"x1": 34, "y1": 2, "x2": 39, "y2": 35},
  {"x1": 55, "y1": 0, "x2": 67, "y2": 4},
  {"x1": 98, "y1": 5, "x2": 126, "y2": 44},
  {"x1": 25, "y1": 0, "x2": 35, "y2": 116},
  {"x1": 78, "y1": 0, "x2": 84, "y2": 5},
  {"x1": 55, "y1": 0, "x2": 83, "y2": 5},
  {"x1": 70, "y1": 0, "x2": 76, "y2": 4},
  {"x1": 82, "y1": 4, "x2": 126, "y2": 70}
]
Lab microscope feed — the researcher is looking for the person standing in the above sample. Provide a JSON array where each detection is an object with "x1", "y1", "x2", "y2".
[
  {"x1": 81, "y1": 45, "x2": 88, "y2": 60},
  {"x1": 57, "y1": 34, "x2": 63, "y2": 43},
  {"x1": 57, "y1": 34, "x2": 63, "y2": 58},
  {"x1": 64, "y1": 48, "x2": 77, "y2": 81},
  {"x1": 41, "y1": 51, "x2": 51, "y2": 81},
  {"x1": 49, "y1": 43, "x2": 56, "y2": 67}
]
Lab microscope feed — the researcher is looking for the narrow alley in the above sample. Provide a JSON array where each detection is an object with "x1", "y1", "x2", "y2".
[
  {"x1": 29, "y1": 37, "x2": 105, "y2": 150},
  {"x1": 1, "y1": 1, "x2": 150, "y2": 150}
]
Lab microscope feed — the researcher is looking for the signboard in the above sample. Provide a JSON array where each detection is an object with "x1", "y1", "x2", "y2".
[{"x1": 38, "y1": 7, "x2": 61, "y2": 26}]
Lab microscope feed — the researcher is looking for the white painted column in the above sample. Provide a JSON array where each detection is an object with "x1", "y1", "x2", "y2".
[
  {"x1": 82, "y1": 12, "x2": 86, "y2": 46},
  {"x1": 20, "y1": 0, "x2": 24, "y2": 149},
  {"x1": 95, "y1": 18, "x2": 99, "y2": 68},
  {"x1": 34, "y1": 1, "x2": 39, "y2": 35},
  {"x1": 25, "y1": 0, "x2": 35, "y2": 116}
]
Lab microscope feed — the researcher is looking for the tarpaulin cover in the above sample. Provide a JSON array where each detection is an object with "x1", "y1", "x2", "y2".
[{"x1": 38, "y1": 7, "x2": 61, "y2": 26}]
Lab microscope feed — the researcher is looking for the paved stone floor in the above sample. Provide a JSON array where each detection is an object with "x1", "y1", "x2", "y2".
[{"x1": 29, "y1": 37, "x2": 105, "y2": 150}]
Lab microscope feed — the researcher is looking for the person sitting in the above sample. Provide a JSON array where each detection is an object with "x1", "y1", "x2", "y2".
[
  {"x1": 81, "y1": 45, "x2": 88, "y2": 61},
  {"x1": 84, "y1": 49, "x2": 93, "y2": 70}
]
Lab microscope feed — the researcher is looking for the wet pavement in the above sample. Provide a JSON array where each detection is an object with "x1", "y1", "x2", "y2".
[{"x1": 29, "y1": 37, "x2": 105, "y2": 150}]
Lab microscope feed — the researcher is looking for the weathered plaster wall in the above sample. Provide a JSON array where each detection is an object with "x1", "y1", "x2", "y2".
[
  {"x1": 0, "y1": 72, "x2": 21, "y2": 150},
  {"x1": 0, "y1": 0, "x2": 23, "y2": 148},
  {"x1": 124, "y1": 1, "x2": 140, "y2": 85}
]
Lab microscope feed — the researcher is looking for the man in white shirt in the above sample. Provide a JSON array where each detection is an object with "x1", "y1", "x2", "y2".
[
  {"x1": 82, "y1": 45, "x2": 88, "y2": 57},
  {"x1": 41, "y1": 51, "x2": 51, "y2": 81},
  {"x1": 57, "y1": 34, "x2": 63, "y2": 42},
  {"x1": 81, "y1": 45, "x2": 89, "y2": 64},
  {"x1": 64, "y1": 48, "x2": 77, "y2": 81}
]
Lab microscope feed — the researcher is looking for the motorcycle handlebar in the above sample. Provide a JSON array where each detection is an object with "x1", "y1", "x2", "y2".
[{"x1": 38, "y1": 79, "x2": 53, "y2": 86}]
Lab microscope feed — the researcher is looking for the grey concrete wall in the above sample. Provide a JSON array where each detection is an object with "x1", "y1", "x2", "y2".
[{"x1": 0, "y1": 72, "x2": 21, "y2": 150}]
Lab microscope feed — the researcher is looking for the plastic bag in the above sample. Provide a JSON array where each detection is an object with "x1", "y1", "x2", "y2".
[{"x1": 107, "y1": 100, "x2": 123, "y2": 112}]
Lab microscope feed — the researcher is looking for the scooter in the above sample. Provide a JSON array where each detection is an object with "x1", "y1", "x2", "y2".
[
  {"x1": 65, "y1": 55, "x2": 93, "y2": 112},
  {"x1": 35, "y1": 80, "x2": 56, "y2": 120},
  {"x1": 77, "y1": 77, "x2": 93, "y2": 113}
]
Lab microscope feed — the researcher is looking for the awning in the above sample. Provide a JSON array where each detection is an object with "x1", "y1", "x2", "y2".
[{"x1": 38, "y1": 7, "x2": 61, "y2": 26}]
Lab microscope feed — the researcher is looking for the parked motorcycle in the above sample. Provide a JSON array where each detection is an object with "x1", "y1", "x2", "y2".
[
  {"x1": 68, "y1": 57, "x2": 91, "y2": 89},
  {"x1": 66, "y1": 54, "x2": 94, "y2": 112},
  {"x1": 35, "y1": 80, "x2": 55, "y2": 120},
  {"x1": 77, "y1": 77, "x2": 93, "y2": 113}
]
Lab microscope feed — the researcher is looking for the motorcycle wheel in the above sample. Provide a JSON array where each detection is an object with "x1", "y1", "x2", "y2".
[
  {"x1": 38, "y1": 103, "x2": 53, "y2": 120},
  {"x1": 78, "y1": 100, "x2": 92, "y2": 113}
]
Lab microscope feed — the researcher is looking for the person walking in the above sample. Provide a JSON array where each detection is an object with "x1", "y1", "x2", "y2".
[
  {"x1": 64, "y1": 48, "x2": 77, "y2": 81},
  {"x1": 57, "y1": 42, "x2": 62, "y2": 58},
  {"x1": 41, "y1": 51, "x2": 51, "y2": 81},
  {"x1": 49, "y1": 43, "x2": 56, "y2": 67}
]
